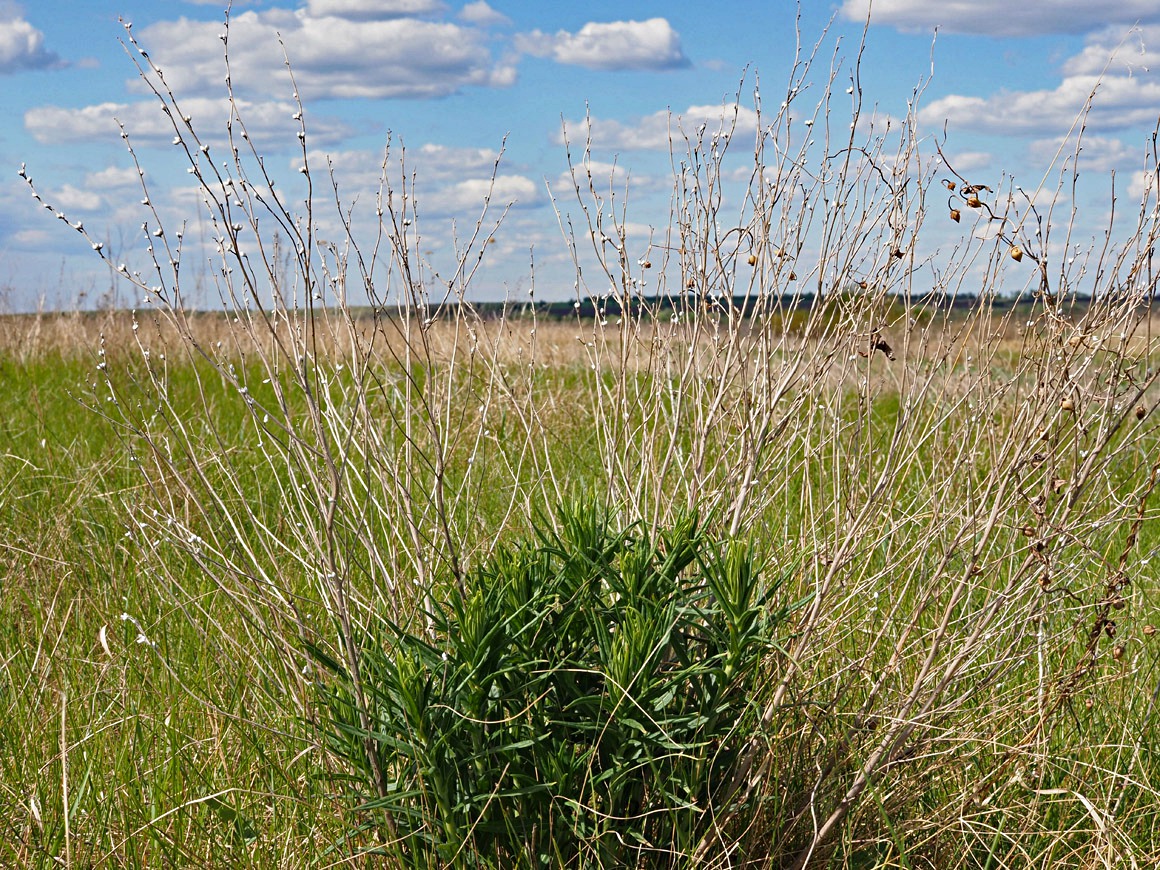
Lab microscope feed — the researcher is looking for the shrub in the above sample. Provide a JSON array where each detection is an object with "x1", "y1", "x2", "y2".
[{"x1": 308, "y1": 500, "x2": 800, "y2": 867}]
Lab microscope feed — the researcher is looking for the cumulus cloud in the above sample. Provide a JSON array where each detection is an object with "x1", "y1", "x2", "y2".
[
  {"x1": 944, "y1": 150, "x2": 993, "y2": 173},
  {"x1": 0, "y1": 5, "x2": 62, "y2": 73},
  {"x1": 517, "y1": 18, "x2": 689, "y2": 71},
  {"x1": 1062, "y1": 24, "x2": 1160, "y2": 76},
  {"x1": 135, "y1": 8, "x2": 515, "y2": 101},
  {"x1": 1029, "y1": 134, "x2": 1147, "y2": 173},
  {"x1": 421, "y1": 174, "x2": 541, "y2": 216},
  {"x1": 561, "y1": 103, "x2": 758, "y2": 151},
  {"x1": 459, "y1": 1, "x2": 510, "y2": 27},
  {"x1": 85, "y1": 166, "x2": 144, "y2": 190},
  {"x1": 25, "y1": 96, "x2": 352, "y2": 148},
  {"x1": 917, "y1": 25, "x2": 1160, "y2": 145},
  {"x1": 303, "y1": 142, "x2": 509, "y2": 200},
  {"x1": 44, "y1": 183, "x2": 103, "y2": 212},
  {"x1": 919, "y1": 73, "x2": 1160, "y2": 135},
  {"x1": 840, "y1": 0, "x2": 1160, "y2": 36}
]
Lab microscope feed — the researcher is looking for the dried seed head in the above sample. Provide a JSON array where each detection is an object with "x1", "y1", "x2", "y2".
[
  {"x1": 1144, "y1": 624, "x2": 1156, "y2": 637},
  {"x1": 893, "y1": 248, "x2": 905, "y2": 259},
  {"x1": 950, "y1": 208, "x2": 961, "y2": 222},
  {"x1": 1060, "y1": 398, "x2": 1075, "y2": 412},
  {"x1": 1112, "y1": 596, "x2": 1126, "y2": 610},
  {"x1": 1010, "y1": 245, "x2": 1024, "y2": 262},
  {"x1": 858, "y1": 280, "x2": 869, "y2": 289},
  {"x1": 788, "y1": 271, "x2": 797, "y2": 280},
  {"x1": 747, "y1": 254, "x2": 757, "y2": 266},
  {"x1": 1022, "y1": 526, "x2": 1035, "y2": 537},
  {"x1": 967, "y1": 195, "x2": 982, "y2": 208},
  {"x1": 945, "y1": 180, "x2": 957, "y2": 191},
  {"x1": 1051, "y1": 477, "x2": 1067, "y2": 493},
  {"x1": 1136, "y1": 405, "x2": 1147, "y2": 420},
  {"x1": 1112, "y1": 643, "x2": 1125, "y2": 660},
  {"x1": 641, "y1": 260, "x2": 651, "y2": 269}
]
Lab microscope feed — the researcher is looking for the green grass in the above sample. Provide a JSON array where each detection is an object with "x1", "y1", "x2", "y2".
[{"x1": 3, "y1": 336, "x2": 1160, "y2": 867}]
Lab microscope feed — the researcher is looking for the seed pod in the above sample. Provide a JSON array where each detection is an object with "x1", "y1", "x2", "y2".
[
  {"x1": 858, "y1": 280, "x2": 868, "y2": 289},
  {"x1": 1144, "y1": 624, "x2": 1156, "y2": 637},
  {"x1": 967, "y1": 195, "x2": 982, "y2": 208},
  {"x1": 1010, "y1": 245, "x2": 1024, "y2": 262},
  {"x1": 788, "y1": 271, "x2": 797, "y2": 281},
  {"x1": 1084, "y1": 697, "x2": 1094, "y2": 710},
  {"x1": 950, "y1": 208, "x2": 961, "y2": 222},
  {"x1": 1136, "y1": 405, "x2": 1147, "y2": 420},
  {"x1": 1051, "y1": 477, "x2": 1067, "y2": 493},
  {"x1": 747, "y1": 254, "x2": 757, "y2": 266},
  {"x1": 1060, "y1": 398, "x2": 1075, "y2": 412},
  {"x1": 945, "y1": 180, "x2": 957, "y2": 191},
  {"x1": 1022, "y1": 526, "x2": 1035, "y2": 537},
  {"x1": 1112, "y1": 596, "x2": 1126, "y2": 610},
  {"x1": 1112, "y1": 644, "x2": 1125, "y2": 660},
  {"x1": 641, "y1": 260, "x2": 651, "y2": 269}
]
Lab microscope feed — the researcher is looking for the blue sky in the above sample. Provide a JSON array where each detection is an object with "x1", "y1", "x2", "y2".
[{"x1": 2, "y1": 0, "x2": 1160, "y2": 310}]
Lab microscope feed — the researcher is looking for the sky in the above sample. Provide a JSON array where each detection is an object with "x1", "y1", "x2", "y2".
[{"x1": 2, "y1": 0, "x2": 1160, "y2": 311}]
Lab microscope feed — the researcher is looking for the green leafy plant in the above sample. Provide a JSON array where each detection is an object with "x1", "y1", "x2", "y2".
[{"x1": 308, "y1": 501, "x2": 800, "y2": 867}]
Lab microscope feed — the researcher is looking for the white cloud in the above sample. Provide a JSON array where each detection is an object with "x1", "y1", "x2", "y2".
[
  {"x1": 421, "y1": 174, "x2": 541, "y2": 215},
  {"x1": 1062, "y1": 24, "x2": 1160, "y2": 76},
  {"x1": 0, "y1": 5, "x2": 61, "y2": 73},
  {"x1": 944, "y1": 150, "x2": 992, "y2": 173},
  {"x1": 25, "y1": 96, "x2": 352, "y2": 149},
  {"x1": 412, "y1": 142, "x2": 506, "y2": 179},
  {"x1": 46, "y1": 183, "x2": 103, "y2": 212},
  {"x1": 459, "y1": 1, "x2": 510, "y2": 27},
  {"x1": 85, "y1": 166, "x2": 144, "y2": 189},
  {"x1": 561, "y1": 103, "x2": 758, "y2": 151},
  {"x1": 306, "y1": 0, "x2": 446, "y2": 19},
  {"x1": 136, "y1": 9, "x2": 515, "y2": 101},
  {"x1": 1029, "y1": 134, "x2": 1146, "y2": 173},
  {"x1": 304, "y1": 142, "x2": 509, "y2": 203},
  {"x1": 919, "y1": 73, "x2": 1160, "y2": 136},
  {"x1": 840, "y1": 0, "x2": 1160, "y2": 36},
  {"x1": 517, "y1": 18, "x2": 689, "y2": 71},
  {"x1": 294, "y1": 143, "x2": 533, "y2": 223}
]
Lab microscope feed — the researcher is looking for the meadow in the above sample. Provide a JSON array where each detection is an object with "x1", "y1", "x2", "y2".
[{"x1": 5, "y1": 24, "x2": 1160, "y2": 868}]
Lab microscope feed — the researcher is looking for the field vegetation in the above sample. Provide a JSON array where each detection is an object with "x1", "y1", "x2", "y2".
[{"x1": 4, "y1": 17, "x2": 1160, "y2": 869}]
